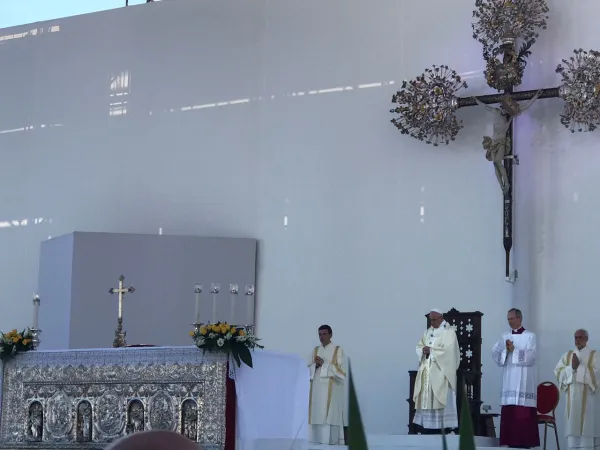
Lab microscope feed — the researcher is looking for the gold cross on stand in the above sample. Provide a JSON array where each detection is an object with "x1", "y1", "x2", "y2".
[{"x1": 109, "y1": 275, "x2": 135, "y2": 348}]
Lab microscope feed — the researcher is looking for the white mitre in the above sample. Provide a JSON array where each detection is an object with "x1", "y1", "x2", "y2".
[{"x1": 430, "y1": 308, "x2": 443, "y2": 314}]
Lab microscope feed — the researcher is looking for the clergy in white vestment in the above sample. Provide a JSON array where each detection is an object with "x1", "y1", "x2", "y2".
[
  {"x1": 492, "y1": 308, "x2": 540, "y2": 449},
  {"x1": 555, "y1": 329, "x2": 600, "y2": 450},
  {"x1": 307, "y1": 324, "x2": 346, "y2": 445},
  {"x1": 413, "y1": 309, "x2": 460, "y2": 434}
]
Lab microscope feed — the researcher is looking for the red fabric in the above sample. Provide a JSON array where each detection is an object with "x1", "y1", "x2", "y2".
[
  {"x1": 225, "y1": 363, "x2": 237, "y2": 450},
  {"x1": 537, "y1": 414, "x2": 555, "y2": 423},
  {"x1": 512, "y1": 327, "x2": 525, "y2": 335},
  {"x1": 500, "y1": 405, "x2": 540, "y2": 448},
  {"x1": 537, "y1": 382, "x2": 559, "y2": 414}
]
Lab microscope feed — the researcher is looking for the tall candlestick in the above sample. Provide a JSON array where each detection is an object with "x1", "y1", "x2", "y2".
[
  {"x1": 211, "y1": 283, "x2": 220, "y2": 323},
  {"x1": 194, "y1": 284, "x2": 202, "y2": 324},
  {"x1": 229, "y1": 284, "x2": 238, "y2": 324},
  {"x1": 32, "y1": 294, "x2": 40, "y2": 329},
  {"x1": 245, "y1": 285, "x2": 255, "y2": 327}
]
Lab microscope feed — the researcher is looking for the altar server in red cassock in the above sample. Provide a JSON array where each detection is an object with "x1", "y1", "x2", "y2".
[{"x1": 492, "y1": 308, "x2": 540, "y2": 448}]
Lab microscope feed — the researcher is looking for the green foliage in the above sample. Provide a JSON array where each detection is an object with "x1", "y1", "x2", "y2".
[
  {"x1": 348, "y1": 362, "x2": 369, "y2": 450},
  {"x1": 458, "y1": 385, "x2": 476, "y2": 450}
]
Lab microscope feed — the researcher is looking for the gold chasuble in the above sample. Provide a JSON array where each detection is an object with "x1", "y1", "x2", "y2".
[
  {"x1": 555, "y1": 347, "x2": 600, "y2": 450},
  {"x1": 307, "y1": 342, "x2": 346, "y2": 445},
  {"x1": 413, "y1": 321, "x2": 460, "y2": 430}
]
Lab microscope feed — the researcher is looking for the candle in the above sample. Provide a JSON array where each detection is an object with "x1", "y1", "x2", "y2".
[
  {"x1": 245, "y1": 285, "x2": 255, "y2": 326},
  {"x1": 32, "y1": 294, "x2": 40, "y2": 329},
  {"x1": 194, "y1": 284, "x2": 202, "y2": 324},
  {"x1": 229, "y1": 284, "x2": 238, "y2": 324},
  {"x1": 211, "y1": 283, "x2": 220, "y2": 323}
]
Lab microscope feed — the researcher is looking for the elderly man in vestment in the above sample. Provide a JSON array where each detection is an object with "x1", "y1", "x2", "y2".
[
  {"x1": 413, "y1": 309, "x2": 460, "y2": 434},
  {"x1": 492, "y1": 308, "x2": 540, "y2": 448},
  {"x1": 555, "y1": 329, "x2": 600, "y2": 450},
  {"x1": 307, "y1": 324, "x2": 346, "y2": 445}
]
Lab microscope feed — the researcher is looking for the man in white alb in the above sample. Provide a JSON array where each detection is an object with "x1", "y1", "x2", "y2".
[
  {"x1": 413, "y1": 309, "x2": 460, "y2": 434},
  {"x1": 492, "y1": 308, "x2": 539, "y2": 448},
  {"x1": 307, "y1": 325, "x2": 346, "y2": 445},
  {"x1": 555, "y1": 329, "x2": 600, "y2": 450}
]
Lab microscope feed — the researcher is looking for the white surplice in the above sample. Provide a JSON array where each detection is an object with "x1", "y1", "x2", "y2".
[
  {"x1": 492, "y1": 330, "x2": 537, "y2": 407},
  {"x1": 555, "y1": 346, "x2": 600, "y2": 450},
  {"x1": 307, "y1": 343, "x2": 346, "y2": 445},
  {"x1": 413, "y1": 321, "x2": 460, "y2": 429}
]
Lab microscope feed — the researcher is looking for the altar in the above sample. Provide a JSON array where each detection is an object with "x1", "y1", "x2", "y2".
[{"x1": 0, "y1": 346, "x2": 309, "y2": 450}]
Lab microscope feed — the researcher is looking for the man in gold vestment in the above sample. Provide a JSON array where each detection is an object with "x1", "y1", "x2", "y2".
[
  {"x1": 413, "y1": 309, "x2": 460, "y2": 434},
  {"x1": 555, "y1": 329, "x2": 600, "y2": 450},
  {"x1": 307, "y1": 325, "x2": 346, "y2": 445}
]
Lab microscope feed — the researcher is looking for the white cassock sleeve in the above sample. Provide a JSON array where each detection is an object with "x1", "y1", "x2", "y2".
[
  {"x1": 587, "y1": 352, "x2": 599, "y2": 393},
  {"x1": 492, "y1": 338, "x2": 508, "y2": 366},
  {"x1": 323, "y1": 347, "x2": 346, "y2": 381},
  {"x1": 307, "y1": 347, "x2": 317, "y2": 380},
  {"x1": 554, "y1": 352, "x2": 574, "y2": 390},
  {"x1": 513, "y1": 333, "x2": 536, "y2": 367}
]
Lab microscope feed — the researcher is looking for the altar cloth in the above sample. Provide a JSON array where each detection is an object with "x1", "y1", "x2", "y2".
[{"x1": 235, "y1": 350, "x2": 310, "y2": 450}]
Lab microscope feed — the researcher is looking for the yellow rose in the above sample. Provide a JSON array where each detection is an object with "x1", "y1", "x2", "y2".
[
  {"x1": 23, "y1": 339, "x2": 30, "y2": 345},
  {"x1": 200, "y1": 326, "x2": 207, "y2": 335},
  {"x1": 189, "y1": 331, "x2": 195, "y2": 337},
  {"x1": 12, "y1": 338, "x2": 19, "y2": 343},
  {"x1": 220, "y1": 326, "x2": 228, "y2": 334},
  {"x1": 11, "y1": 329, "x2": 17, "y2": 334},
  {"x1": 239, "y1": 330, "x2": 246, "y2": 336}
]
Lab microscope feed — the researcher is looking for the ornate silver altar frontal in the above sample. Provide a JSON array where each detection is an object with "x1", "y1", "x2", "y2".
[{"x1": 0, "y1": 347, "x2": 228, "y2": 450}]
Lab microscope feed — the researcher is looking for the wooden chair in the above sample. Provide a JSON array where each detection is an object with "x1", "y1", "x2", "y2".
[{"x1": 537, "y1": 381, "x2": 560, "y2": 450}]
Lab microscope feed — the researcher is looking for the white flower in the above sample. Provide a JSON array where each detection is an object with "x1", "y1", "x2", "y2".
[
  {"x1": 225, "y1": 333, "x2": 232, "y2": 340},
  {"x1": 236, "y1": 336, "x2": 247, "y2": 342},
  {"x1": 217, "y1": 338, "x2": 225, "y2": 347},
  {"x1": 195, "y1": 337, "x2": 205, "y2": 346},
  {"x1": 209, "y1": 333, "x2": 217, "y2": 339}
]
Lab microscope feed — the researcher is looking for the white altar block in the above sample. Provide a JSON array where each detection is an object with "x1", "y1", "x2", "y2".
[
  {"x1": 37, "y1": 232, "x2": 257, "y2": 349},
  {"x1": 235, "y1": 350, "x2": 310, "y2": 450}
]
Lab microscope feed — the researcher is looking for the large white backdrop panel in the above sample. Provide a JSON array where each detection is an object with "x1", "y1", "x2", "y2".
[{"x1": 9, "y1": 0, "x2": 600, "y2": 436}]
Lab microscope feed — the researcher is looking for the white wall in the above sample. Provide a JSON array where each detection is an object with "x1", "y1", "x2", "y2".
[{"x1": 0, "y1": 0, "x2": 594, "y2": 441}]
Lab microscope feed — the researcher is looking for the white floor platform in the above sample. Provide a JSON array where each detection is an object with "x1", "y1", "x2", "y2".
[{"x1": 308, "y1": 434, "x2": 500, "y2": 450}]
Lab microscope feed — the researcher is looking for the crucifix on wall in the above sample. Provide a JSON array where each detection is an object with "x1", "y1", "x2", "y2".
[{"x1": 390, "y1": 0, "x2": 600, "y2": 281}]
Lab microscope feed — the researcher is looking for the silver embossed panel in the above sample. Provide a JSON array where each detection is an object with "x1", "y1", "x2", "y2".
[{"x1": 0, "y1": 347, "x2": 227, "y2": 450}]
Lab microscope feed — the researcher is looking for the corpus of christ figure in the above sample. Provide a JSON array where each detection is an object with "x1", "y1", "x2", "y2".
[{"x1": 472, "y1": 90, "x2": 542, "y2": 194}]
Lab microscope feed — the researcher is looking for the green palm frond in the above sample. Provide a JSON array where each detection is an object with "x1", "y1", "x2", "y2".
[
  {"x1": 458, "y1": 384, "x2": 476, "y2": 450},
  {"x1": 348, "y1": 362, "x2": 368, "y2": 450}
]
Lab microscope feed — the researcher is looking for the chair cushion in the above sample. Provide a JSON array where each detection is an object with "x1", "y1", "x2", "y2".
[{"x1": 537, "y1": 414, "x2": 555, "y2": 423}]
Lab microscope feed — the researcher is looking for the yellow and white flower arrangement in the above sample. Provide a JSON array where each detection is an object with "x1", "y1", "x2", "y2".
[
  {"x1": 0, "y1": 328, "x2": 34, "y2": 360},
  {"x1": 190, "y1": 322, "x2": 263, "y2": 368}
]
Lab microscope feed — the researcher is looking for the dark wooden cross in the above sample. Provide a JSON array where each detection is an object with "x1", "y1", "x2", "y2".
[{"x1": 390, "y1": 1, "x2": 600, "y2": 280}]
